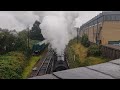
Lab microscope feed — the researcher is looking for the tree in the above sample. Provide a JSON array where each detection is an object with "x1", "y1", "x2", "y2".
[
  {"x1": 81, "y1": 34, "x2": 90, "y2": 47},
  {"x1": 87, "y1": 44, "x2": 101, "y2": 56},
  {"x1": 0, "y1": 28, "x2": 28, "y2": 54},
  {"x1": 30, "y1": 20, "x2": 44, "y2": 41},
  {"x1": 14, "y1": 30, "x2": 28, "y2": 51},
  {"x1": 0, "y1": 29, "x2": 17, "y2": 54}
]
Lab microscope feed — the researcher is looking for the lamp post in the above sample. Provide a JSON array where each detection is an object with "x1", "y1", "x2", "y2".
[{"x1": 26, "y1": 26, "x2": 30, "y2": 57}]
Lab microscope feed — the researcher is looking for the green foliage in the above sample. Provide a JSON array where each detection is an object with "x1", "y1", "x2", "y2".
[
  {"x1": 0, "y1": 52, "x2": 26, "y2": 79},
  {"x1": 15, "y1": 30, "x2": 28, "y2": 51},
  {"x1": 24, "y1": 48, "x2": 32, "y2": 60},
  {"x1": 22, "y1": 55, "x2": 41, "y2": 79},
  {"x1": 0, "y1": 28, "x2": 34, "y2": 57},
  {"x1": 0, "y1": 24, "x2": 43, "y2": 79},
  {"x1": 81, "y1": 34, "x2": 90, "y2": 47},
  {"x1": 66, "y1": 47, "x2": 81, "y2": 68},
  {"x1": 79, "y1": 56, "x2": 109, "y2": 67},
  {"x1": 87, "y1": 44, "x2": 101, "y2": 56},
  {"x1": 0, "y1": 21, "x2": 45, "y2": 54},
  {"x1": 30, "y1": 20, "x2": 44, "y2": 41},
  {"x1": 66, "y1": 38, "x2": 109, "y2": 68},
  {"x1": 0, "y1": 29, "x2": 17, "y2": 54},
  {"x1": 0, "y1": 28, "x2": 29, "y2": 54}
]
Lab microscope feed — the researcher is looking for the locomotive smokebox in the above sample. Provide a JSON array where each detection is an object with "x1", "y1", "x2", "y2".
[{"x1": 53, "y1": 53, "x2": 68, "y2": 72}]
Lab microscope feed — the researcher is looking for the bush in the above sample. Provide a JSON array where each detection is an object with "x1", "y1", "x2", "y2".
[
  {"x1": 24, "y1": 48, "x2": 32, "y2": 60},
  {"x1": 87, "y1": 44, "x2": 101, "y2": 56},
  {"x1": 81, "y1": 34, "x2": 90, "y2": 47},
  {"x1": 0, "y1": 52, "x2": 26, "y2": 79},
  {"x1": 0, "y1": 65, "x2": 21, "y2": 79}
]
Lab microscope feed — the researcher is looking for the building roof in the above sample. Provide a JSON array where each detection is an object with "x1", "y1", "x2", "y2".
[{"x1": 80, "y1": 11, "x2": 120, "y2": 30}]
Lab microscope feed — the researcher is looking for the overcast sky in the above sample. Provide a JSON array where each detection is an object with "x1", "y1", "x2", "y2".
[{"x1": 0, "y1": 11, "x2": 102, "y2": 31}]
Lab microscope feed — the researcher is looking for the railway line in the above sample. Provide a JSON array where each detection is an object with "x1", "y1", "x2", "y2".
[
  {"x1": 29, "y1": 49, "x2": 54, "y2": 77},
  {"x1": 29, "y1": 47, "x2": 69, "y2": 78},
  {"x1": 36, "y1": 49, "x2": 54, "y2": 76}
]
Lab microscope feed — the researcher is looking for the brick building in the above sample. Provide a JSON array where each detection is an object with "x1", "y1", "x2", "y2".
[{"x1": 79, "y1": 11, "x2": 120, "y2": 45}]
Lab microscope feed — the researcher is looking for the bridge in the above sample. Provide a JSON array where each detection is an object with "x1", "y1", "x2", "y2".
[{"x1": 29, "y1": 58, "x2": 120, "y2": 79}]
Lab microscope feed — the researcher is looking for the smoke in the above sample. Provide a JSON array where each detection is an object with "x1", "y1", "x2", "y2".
[
  {"x1": 39, "y1": 11, "x2": 79, "y2": 55},
  {"x1": 37, "y1": 11, "x2": 102, "y2": 55}
]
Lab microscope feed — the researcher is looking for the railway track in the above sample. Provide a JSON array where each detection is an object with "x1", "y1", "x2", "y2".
[
  {"x1": 30, "y1": 49, "x2": 54, "y2": 77},
  {"x1": 34, "y1": 49, "x2": 54, "y2": 76},
  {"x1": 36, "y1": 49, "x2": 54, "y2": 76},
  {"x1": 29, "y1": 47, "x2": 69, "y2": 78}
]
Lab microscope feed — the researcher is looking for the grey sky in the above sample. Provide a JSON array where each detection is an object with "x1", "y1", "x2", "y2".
[{"x1": 0, "y1": 11, "x2": 102, "y2": 31}]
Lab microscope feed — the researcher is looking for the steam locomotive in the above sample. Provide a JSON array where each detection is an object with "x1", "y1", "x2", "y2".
[{"x1": 53, "y1": 52, "x2": 69, "y2": 72}]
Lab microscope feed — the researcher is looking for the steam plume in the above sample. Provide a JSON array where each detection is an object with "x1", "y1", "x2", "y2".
[{"x1": 40, "y1": 11, "x2": 79, "y2": 55}]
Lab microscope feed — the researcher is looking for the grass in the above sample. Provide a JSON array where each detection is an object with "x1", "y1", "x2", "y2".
[
  {"x1": 22, "y1": 47, "x2": 48, "y2": 79},
  {"x1": 22, "y1": 55, "x2": 41, "y2": 79},
  {"x1": 72, "y1": 43, "x2": 88, "y2": 62},
  {"x1": 21, "y1": 40, "x2": 43, "y2": 79},
  {"x1": 66, "y1": 38, "x2": 109, "y2": 68},
  {"x1": 0, "y1": 40, "x2": 46, "y2": 79},
  {"x1": 81, "y1": 56, "x2": 109, "y2": 67}
]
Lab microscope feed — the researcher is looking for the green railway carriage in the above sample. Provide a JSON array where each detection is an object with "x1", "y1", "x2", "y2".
[{"x1": 32, "y1": 40, "x2": 48, "y2": 55}]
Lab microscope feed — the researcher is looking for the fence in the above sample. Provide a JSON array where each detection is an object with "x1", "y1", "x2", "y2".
[
  {"x1": 89, "y1": 41, "x2": 120, "y2": 60},
  {"x1": 100, "y1": 45, "x2": 120, "y2": 60}
]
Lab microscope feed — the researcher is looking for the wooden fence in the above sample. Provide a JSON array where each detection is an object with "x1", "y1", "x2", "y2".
[
  {"x1": 100, "y1": 45, "x2": 120, "y2": 60},
  {"x1": 89, "y1": 41, "x2": 120, "y2": 60}
]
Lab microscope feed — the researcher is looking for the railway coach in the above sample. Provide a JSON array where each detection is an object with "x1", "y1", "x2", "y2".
[{"x1": 32, "y1": 40, "x2": 48, "y2": 55}]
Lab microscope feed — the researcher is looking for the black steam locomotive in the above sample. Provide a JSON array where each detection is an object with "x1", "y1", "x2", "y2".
[{"x1": 53, "y1": 52, "x2": 69, "y2": 72}]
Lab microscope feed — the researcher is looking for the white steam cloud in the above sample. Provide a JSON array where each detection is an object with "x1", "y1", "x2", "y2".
[
  {"x1": 40, "y1": 15, "x2": 69, "y2": 55},
  {"x1": 38, "y1": 11, "x2": 102, "y2": 55},
  {"x1": 39, "y1": 11, "x2": 79, "y2": 55}
]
